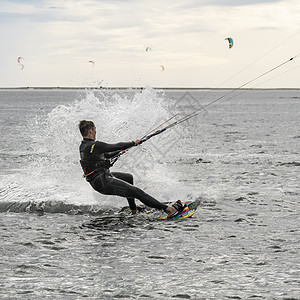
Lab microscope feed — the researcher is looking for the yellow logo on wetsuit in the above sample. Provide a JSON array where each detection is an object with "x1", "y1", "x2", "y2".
[{"x1": 90, "y1": 144, "x2": 95, "y2": 153}]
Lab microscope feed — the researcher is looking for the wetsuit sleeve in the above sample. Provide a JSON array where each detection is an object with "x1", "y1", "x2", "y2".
[
  {"x1": 104, "y1": 150, "x2": 121, "y2": 159},
  {"x1": 94, "y1": 141, "x2": 134, "y2": 154}
]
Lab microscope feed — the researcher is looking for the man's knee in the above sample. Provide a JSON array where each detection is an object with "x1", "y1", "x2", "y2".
[
  {"x1": 127, "y1": 173, "x2": 133, "y2": 184},
  {"x1": 117, "y1": 172, "x2": 133, "y2": 184}
]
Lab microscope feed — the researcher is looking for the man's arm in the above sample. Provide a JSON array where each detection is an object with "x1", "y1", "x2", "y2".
[
  {"x1": 95, "y1": 140, "x2": 142, "y2": 154},
  {"x1": 95, "y1": 141, "x2": 135, "y2": 153},
  {"x1": 104, "y1": 150, "x2": 120, "y2": 159}
]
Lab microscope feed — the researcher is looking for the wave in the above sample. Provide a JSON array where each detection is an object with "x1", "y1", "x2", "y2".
[
  {"x1": 278, "y1": 161, "x2": 300, "y2": 167},
  {"x1": 0, "y1": 195, "x2": 208, "y2": 216},
  {"x1": 0, "y1": 200, "x2": 112, "y2": 215}
]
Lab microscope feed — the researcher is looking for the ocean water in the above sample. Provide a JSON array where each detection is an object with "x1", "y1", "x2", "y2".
[{"x1": 0, "y1": 88, "x2": 299, "y2": 299}]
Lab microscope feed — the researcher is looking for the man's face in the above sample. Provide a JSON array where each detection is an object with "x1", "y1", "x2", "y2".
[{"x1": 90, "y1": 126, "x2": 96, "y2": 140}]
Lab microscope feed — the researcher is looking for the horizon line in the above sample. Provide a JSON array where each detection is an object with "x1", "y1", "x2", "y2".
[{"x1": 0, "y1": 86, "x2": 299, "y2": 90}]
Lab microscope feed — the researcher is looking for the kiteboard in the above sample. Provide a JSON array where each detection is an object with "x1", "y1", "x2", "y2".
[{"x1": 120, "y1": 199, "x2": 200, "y2": 221}]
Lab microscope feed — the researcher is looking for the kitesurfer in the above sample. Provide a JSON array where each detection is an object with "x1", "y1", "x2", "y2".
[{"x1": 78, "y1": 120, "x2": 182, "y2": 216}]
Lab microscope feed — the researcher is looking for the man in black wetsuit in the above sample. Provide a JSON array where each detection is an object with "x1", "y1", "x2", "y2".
[{"x1": 79, "y1": 120, "x2": 180, "y2": 216}]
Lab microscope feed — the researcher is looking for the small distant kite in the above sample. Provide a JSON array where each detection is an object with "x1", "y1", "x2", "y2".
[
  {"x1": 17, "y1": 56, "x2": 24, "y2": 70},
  {"x1": 89, "y1": 60, "x2": 95, "y2": 67},
  {"x1": 160, "y1": 65, "x2": 165, "y2": 71},
  {"x1": 17, "y1": 56, "x2": 24, "y2": 63},
  {"x1": 225, "y1": 37, "x2": 234, "y2": 49},
  {"x1": 146, "y1": 47, "x2": 152, "y2": 52}
]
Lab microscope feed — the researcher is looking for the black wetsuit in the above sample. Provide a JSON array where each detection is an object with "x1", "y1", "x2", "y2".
[{"x1": 79, "y1": 138, "x2": 167, "y2": 211}]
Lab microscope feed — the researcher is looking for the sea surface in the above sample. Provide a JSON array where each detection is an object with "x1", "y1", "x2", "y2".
[{"x1": 0, "y1": 88, "x2": 299, "y2": 299}]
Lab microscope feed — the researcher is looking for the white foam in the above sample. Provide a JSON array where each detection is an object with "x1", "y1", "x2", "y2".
[{"x1": 3, "y1": 87, "x2": 187, "y2": 207}]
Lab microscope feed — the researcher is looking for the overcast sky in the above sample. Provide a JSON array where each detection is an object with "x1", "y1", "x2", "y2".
[{"x1": 1, "y1": 0, "x2": 300, "y2": 88}]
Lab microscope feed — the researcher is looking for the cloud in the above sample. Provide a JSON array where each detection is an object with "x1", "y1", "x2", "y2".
[{"x1": 198, "y1": 0, "x2": 282, "y2": 5}]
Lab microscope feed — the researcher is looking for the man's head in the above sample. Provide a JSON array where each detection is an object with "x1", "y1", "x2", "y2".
[{"x1": 79, "y1": 120, "x2": 96, "y2": 139}]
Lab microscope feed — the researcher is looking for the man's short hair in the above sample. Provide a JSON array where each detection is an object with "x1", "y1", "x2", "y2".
[{"x1": 79, "y1": 120, "x2": 95, "y2": 137}]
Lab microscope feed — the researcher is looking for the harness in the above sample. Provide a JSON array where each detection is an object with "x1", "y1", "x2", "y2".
[
  {"x1": 81, "y1": 159, "x2": 112, "y2": 177},
  {"x1": 83, "y1": 170, "x2": 95, "y2": 177}
]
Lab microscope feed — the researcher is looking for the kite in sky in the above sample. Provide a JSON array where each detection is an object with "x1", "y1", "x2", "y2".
[
  {"x1": 17, "y1": 56, "x2": 24, "y2": 70},
  {"x1": 225, "y1": 37, "x2": 234, "y2": 49},
  {"x1": 89, "y1": 60, "x2": 95, "y2": 67},
  {"x1": 17, "y1": 56, "x2": 24, "y2": 63}
]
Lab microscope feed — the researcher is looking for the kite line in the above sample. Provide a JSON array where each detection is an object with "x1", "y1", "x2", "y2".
[{"x1": 110, "y1": 53, "x2": 299, "y2": 165}]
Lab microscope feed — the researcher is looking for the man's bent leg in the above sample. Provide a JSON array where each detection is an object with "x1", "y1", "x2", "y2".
[
  {"x1": 105, "y1": 175, "x2": 167, "y2": 211},
  {"x1": 111, "y1": 172, "x2": 136, "y2": 210}
]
